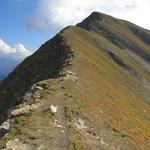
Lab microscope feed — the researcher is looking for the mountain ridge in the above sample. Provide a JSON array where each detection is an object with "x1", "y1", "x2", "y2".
[{"x1": 0, "y1": 12, "x2": 150, "y2": 150}]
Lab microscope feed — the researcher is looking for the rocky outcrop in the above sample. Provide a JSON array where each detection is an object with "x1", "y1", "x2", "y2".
[
  {"x1": 0, "y1": 120, "x2": 10, "y2": 139},
  {"x1": 11, "y1": 103, "x2": 41, "y2": 117},
  {"x1": 129, "y1": 25, "x2": 150, "y2": 45},
  {"x1": 108, "y1": 51, "x2": 144, "y2": 81},
  {"x1": 3, "y1": 139, "x2": 35, "y2": 150}
]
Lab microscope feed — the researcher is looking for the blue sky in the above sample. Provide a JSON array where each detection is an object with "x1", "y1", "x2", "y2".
[{"x1": 0, "y1": 0, "x2": 57, "y2": 52}]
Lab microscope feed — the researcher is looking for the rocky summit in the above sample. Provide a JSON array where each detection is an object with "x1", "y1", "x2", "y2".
[{"x1": 0, "y1": 12, "x2": 150, "y2": 150}]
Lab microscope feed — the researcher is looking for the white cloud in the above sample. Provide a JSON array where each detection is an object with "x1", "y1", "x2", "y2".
[
  {"x1": 0, "y1": 38, "x2": 32, "y2": 59},
  {"x1": 15, "y1": 44, "x2": 32, "y2": 58},
  {"x1": 28, "y1": 0, "x2": 150, "y2": 31},
  {"x1": 0, "y1": 38, "x2": 32, "y2": 79},
  {"x1": 0, "y1": 39, "x2": 16, "y2": 55}
]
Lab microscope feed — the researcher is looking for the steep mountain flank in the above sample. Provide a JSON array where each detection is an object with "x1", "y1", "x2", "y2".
[
  {"x1": 77, "y1": 12, "x2": 150, "y2": 63},
  {"x1": 0, "y1": 33, "x2": 74, "y2": 122},
  {"x1": 0, "y1": 12, "x2": 150, "y2": 150}
]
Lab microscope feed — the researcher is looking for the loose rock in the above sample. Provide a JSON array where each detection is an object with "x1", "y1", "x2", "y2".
[{"x1": 50, "y1": 105, "x2": 58, "y2": 113}]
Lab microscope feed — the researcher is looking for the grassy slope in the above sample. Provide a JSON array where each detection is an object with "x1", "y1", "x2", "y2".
[
  {"x1": 0, "y1": 23, "x2": 150, "y2": 149},
  {"x1": 63, "y1": 26, "x2": 150, "y2": 149},
  {"x1": 100, "y1": 17, "x2": 150, "y2": 81}
]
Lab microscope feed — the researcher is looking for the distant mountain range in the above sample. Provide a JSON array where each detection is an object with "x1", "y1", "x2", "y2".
[
  {"x1": 0, "y1": 74, "x2": 5, "y2": 81},
  {"x1": 0, "y1": 56, "x2": 22, "y2": 80},
  {"x1": 0, "y1": 12, "x2": 150, "y2": 150}
]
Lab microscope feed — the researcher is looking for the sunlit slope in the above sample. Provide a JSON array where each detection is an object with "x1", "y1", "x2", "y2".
[{"x1": 63, "y1": 26, "x2": 150, "y2": 149}]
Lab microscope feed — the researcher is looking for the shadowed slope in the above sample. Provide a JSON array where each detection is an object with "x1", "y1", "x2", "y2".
[{"x1": 0, "y1": 33, "x2": 74, "y2": 122}]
